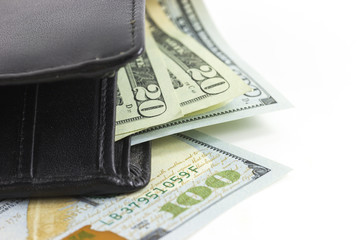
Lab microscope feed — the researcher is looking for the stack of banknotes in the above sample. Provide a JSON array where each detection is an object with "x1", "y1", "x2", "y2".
[
  {"x1": 0, "y1": 0, "x2": 291, "y2": 239},
  {"x1": 115, "y1": 0, "x2": 290, "y2": 144}
]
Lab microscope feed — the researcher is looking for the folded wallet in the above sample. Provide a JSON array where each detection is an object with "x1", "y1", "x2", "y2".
[{"x1": 0, "y1": 0, "x2": 151, "y2": 198}]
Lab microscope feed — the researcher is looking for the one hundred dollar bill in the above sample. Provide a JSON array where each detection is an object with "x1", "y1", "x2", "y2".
[
  {"x1": 115, "y1": 22, "x2": 183, "y2": 135},
  {"x1": 0, "y1": 131, "x2": 290, "y2": 240},
  {"x1": 128, "y1": 0, "x2": 291, "y2": 145}
]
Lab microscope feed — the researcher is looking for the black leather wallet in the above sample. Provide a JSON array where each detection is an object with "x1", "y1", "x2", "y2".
[{"x1": 0, "y1": 0, "x2": 151, "y2": 198}]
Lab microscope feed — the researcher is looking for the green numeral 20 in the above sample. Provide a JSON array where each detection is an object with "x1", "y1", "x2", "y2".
[{"x1": 160, "y1": 170, "x2": 240, "y2": 218}]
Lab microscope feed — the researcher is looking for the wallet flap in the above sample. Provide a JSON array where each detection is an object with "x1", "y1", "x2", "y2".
[{"x1": 0, "y1": 0, "x2": 145, "y2": 85}]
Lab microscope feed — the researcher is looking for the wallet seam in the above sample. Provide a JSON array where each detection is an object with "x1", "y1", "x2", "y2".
[
  {"x1": 0, "y1": 0, "x2": 139, "y2": 81},
  {"x1": 98, "y1": 77, "x2": 108, "y2": 172},
  {"x1": 17, "y1": 87, "x2": 28, "y2": 178},
  {"x1": 16, "y1": 85, "x2": 39, "y2": 179},
  {"x1": 29, "y1": 85, "x2": 39, "y2": 179},
  {"x1": 0, "y1": 175, "x2": 127, "y2": 185},
  {"x1": 130, "y1": 0, "x2": 137, "y2": 48}
]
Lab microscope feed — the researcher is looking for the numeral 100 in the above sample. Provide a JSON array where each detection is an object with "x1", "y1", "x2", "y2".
[{"x1": 160, "y1": 170, "x2": 241, "y2": 218}]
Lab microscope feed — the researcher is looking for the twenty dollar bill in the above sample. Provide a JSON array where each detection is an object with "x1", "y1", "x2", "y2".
[
  {"x1": 129, "y1": 0, "x2": 291, "y2": 145},
  {"x1": 115, "y1": 0, "x2": 252, "y2": 138},
  {"x1": 115, "y1": 23, "x2": 183, "y2": 136},
  {"x1": 146, "y1": 0, "x2": 251, "y2": 115}
]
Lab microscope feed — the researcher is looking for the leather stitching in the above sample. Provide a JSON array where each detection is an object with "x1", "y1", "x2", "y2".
[
  {"x1": 0, "y1": 175, "x2": 126, "y2": 184},
  {"x1": 17, "y1": 87, "x2": 28, "y2": 178},
  {"x1": 130, "y1": 0, "x2": 136, "y2": 48},
  {"x1": 29, "y1": 85, "x2": 39, "y2": 179},
  {"x1": 98, "y1": 77, "x2": 108, "y2": 172}
]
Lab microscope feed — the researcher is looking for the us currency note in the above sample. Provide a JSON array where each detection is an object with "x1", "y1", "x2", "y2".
[
  {"x1": 0, "y1": 131, "x2": 290, "y2": 240},
  {"x1": 145, "y1": 1, "x2": 251, "y2": 115},
  {"x1": 115, "y1": 22, "x2": 183, "y2": 136},
  {"x1": 128, "y1": 0, "x2": 291, "y2": 145},
  {"x1": 116, "y1": 6, "x2": 252, "y2": 137}
]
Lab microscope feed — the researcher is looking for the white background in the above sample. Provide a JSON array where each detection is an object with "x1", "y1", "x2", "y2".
[{"x1": 193, "y1": 0, "x2": 360, "y2": 239}]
